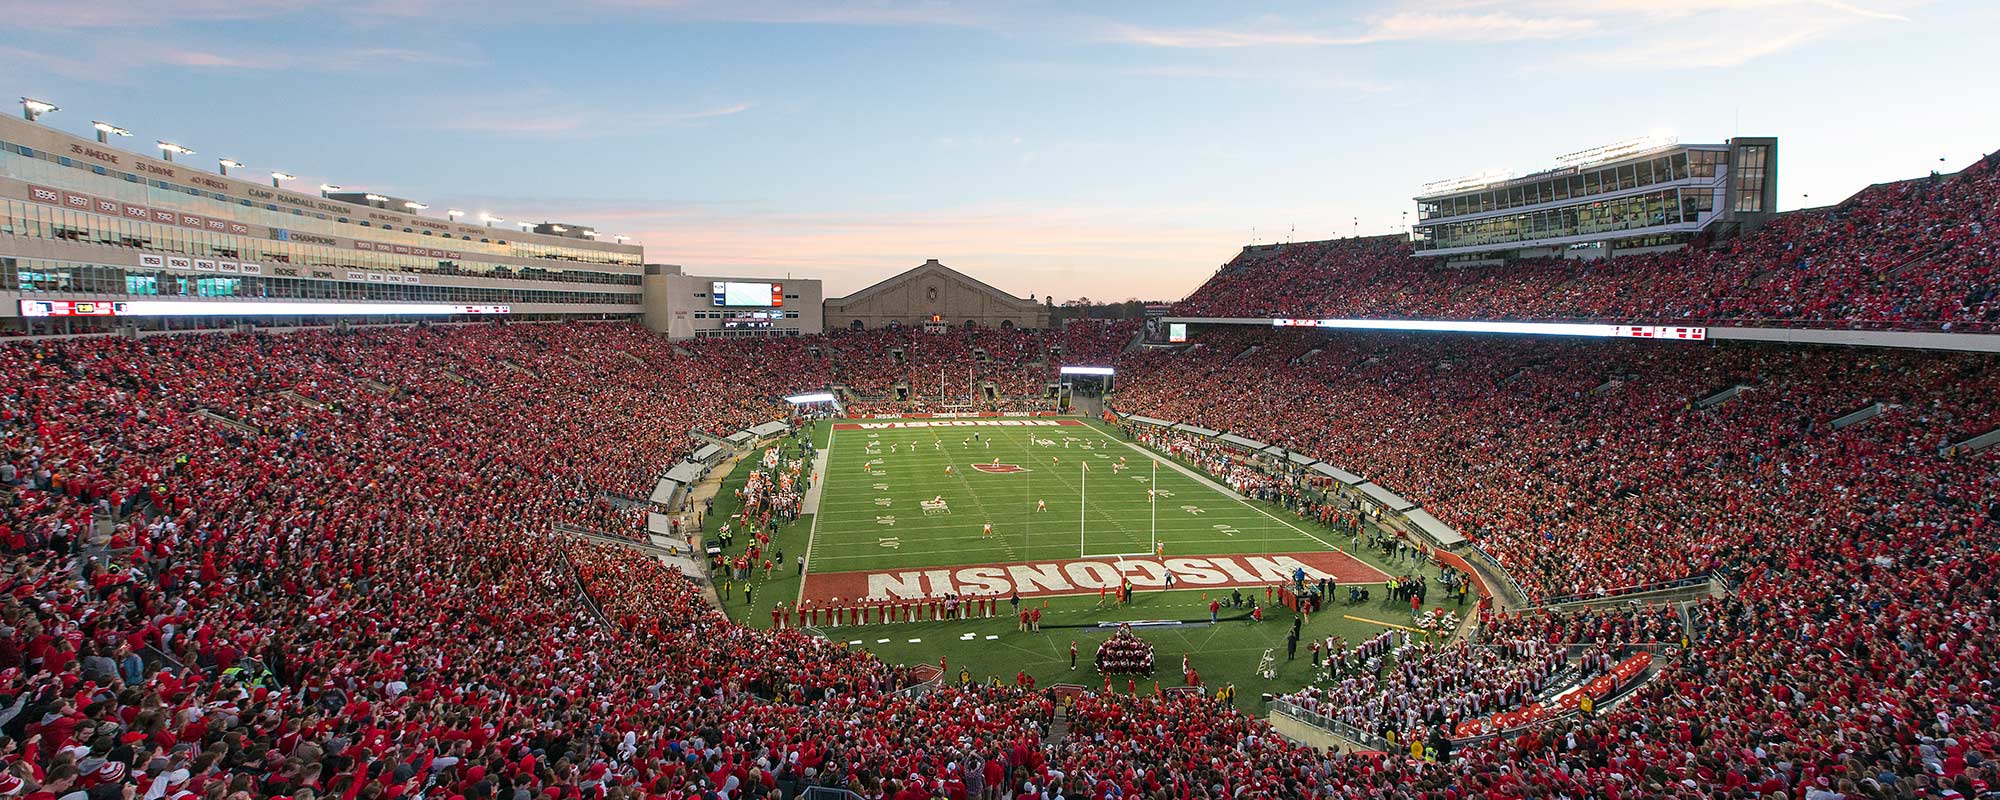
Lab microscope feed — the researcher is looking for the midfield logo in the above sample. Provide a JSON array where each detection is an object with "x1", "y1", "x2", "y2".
[{"x1": 970, "y1": 463, "x2": 1031, "y2": 474}]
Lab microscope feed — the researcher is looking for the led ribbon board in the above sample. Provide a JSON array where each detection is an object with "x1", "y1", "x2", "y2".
[
  {"x1": 20, "y1": 300, "x2": 511, "y2": 317},
  {"x1": 1269, "y1": 318, "x2": 1705, "y2": 340}
]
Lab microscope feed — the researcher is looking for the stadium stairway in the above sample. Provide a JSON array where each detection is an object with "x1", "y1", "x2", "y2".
[
  {"x1": 1532, "y1": 577, "x2": 1722, "y2": 612},
  {"x1": 195, "y1": 409, "x2": 260, "y2": 436},
  {"x1": 1045, "y1": 706, "x2": 1070, "y2": 745},
  {"x1": 279, "y1": 389, "x2": 327, "y2": 410}
]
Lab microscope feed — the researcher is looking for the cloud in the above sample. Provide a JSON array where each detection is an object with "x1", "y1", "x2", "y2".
[
  {"x1": 581, "y1": 0, "x2": 996, "y2": 28},
  {"x1": 66, "y1": 40, "x2": 485, "y2": 73},
  {"x1": 0, "y1": 44, "x2": 106, "y2": 82},
  {"x1": 467, "y1": 200, "x2": 1250, "y2": 299},
  {"x1": 1104, "y1": 11, "x2": 1598, "y2": 48},
  {"x1": 422, "y1": 99, "x2": 754, "y2": 137},
  {"x1": 1102, "y1": 0, "x2": 1912, "y2": 70},
  {"x1": 1510, "y1": 0, "x2": 1916, "y2": 69},
  {"x1": 3, "y1": 0, "x2": 326, "y2": 30}
]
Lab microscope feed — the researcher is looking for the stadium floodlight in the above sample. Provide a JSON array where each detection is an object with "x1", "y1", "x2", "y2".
[
  {"x1": 548, "y1": 225, "x2": 567, "y2": 233},
  {"x1": 92, "y1": 121, "x2": 131, "y2": 143},
  {"x1": 363, "y1": 193, "x2": 389, "y2": 202},
  {"x1": 478, "y1": 212, "x2": 502, "y2": 227},
  {"x1": 403, "y1": 201, "x2": 428, "y2": 210},
  {"x1": 319, "y1": 183, "x2": 342, "y2": 194},
  {"x1": 612, "y1": 234, "x2": 630, "y2": 244},
  {"x1": 269, "y1": 171, "x2": 295, "y2": 188},
  {"x1": 155, "y1": 141, "x2": 194, "y2": 162},
  {"x1": 580, "y1": 229, "x2": 598, "y2": 238},
  {"x1": 20, "y1": 98, "x2": 58, "y2": 121},
  {"x1": 516, "y1": 221, "x2": 534, "y2": 231},
  {"x1": 446, "y1": 209, "x2": 464, "y2": 220},
  {"x1": 217, "y1": 159, "x2": 243, "y2": 175}
]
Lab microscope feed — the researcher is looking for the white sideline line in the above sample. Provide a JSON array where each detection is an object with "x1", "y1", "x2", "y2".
[
  {"x1": 796, "y1": 425, "x2": 833, "y2": 604},
  {"x1": 1106, "y1": 428, "x2": 1372, "y2": 564}
]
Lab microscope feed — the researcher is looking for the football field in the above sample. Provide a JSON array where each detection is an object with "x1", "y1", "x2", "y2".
[
  {"x1": 799, "y1": 418, "x2": 1385, "y2": 606},
  {"x1": 713, "y1": 416, "x2": 1462, "y2": 707}
]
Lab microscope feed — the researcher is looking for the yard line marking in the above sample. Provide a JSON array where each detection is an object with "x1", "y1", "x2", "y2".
[
  {"x1": 1103, "y1": 425, "x2": 1374, "y2": 565},
  {"x1": 1343, "y1": 614, "x2": 1421, "y2": 633},
  {"x1": 908, "y1": 638, "x2": 922, "y2": 643},
  {"x1": 877, "y1": 638, "x2": 891, "y2": 643}
]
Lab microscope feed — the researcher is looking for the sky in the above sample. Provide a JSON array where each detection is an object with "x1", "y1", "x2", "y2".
[{"x1": 4, "y1": 0, "x2": 1995, "y2": 301}]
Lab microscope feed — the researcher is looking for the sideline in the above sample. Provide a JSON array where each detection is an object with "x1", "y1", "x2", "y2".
[
  {"x1": 1094, "y1": 422, "x2": 1377, "y2": 568},
  {"x1": 797, "y1": 425, "x2": 834, "y2": 603}
]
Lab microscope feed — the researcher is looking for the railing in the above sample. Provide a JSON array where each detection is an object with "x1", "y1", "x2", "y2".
[
  {"x1": 553, "y1": 547, "x2": 612, "y2": 627},
  {"x1": 1268, "y1": 698, "x2": 1394, "y2": 752},
  {"x1": 1462, "y1": 544, "x2": 1530, "y2": 604},
  {"x1": 801, "y1": 787, "x2": 865, "y2": 800},
  {"x1": 1537, "y1": 574, "x2": 1713, "y2": 608}
]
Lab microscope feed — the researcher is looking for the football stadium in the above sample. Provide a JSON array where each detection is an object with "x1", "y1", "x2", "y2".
[{"x1": 2, "y1": 6, "x2": 1998, "y2": 800}]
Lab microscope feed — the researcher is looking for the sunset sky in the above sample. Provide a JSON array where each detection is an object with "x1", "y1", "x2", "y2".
[{"x1": 6, "y1": 0, "x2": 1993, "y2": 301}]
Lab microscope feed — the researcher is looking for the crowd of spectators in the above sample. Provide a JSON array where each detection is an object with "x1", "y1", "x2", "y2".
[
  {"x1": 1111, "y1": 327, "x2": 1999, "y2": 601},
  {"x1": 1176, "y1": 152, "x2": 2000, "y2": 331},
  {"x1": 1, "y1": 316, "x2": 1995, "y2": 800}
]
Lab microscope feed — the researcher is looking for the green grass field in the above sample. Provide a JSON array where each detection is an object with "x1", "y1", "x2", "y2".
[
  {"x1": 709, "y1": 417, "x2": 1467, "y2": 710},
  {"x1": 805, "y1": 418, "x2": 1349, "y2": 573}
]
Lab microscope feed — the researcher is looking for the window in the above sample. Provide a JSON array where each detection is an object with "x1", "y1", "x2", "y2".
[{"x1": 1733, "y1": 145, "x2": 1768, "y2": 213}]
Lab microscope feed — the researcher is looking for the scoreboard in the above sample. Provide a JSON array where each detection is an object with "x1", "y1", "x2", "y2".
[{"x1": 711, "y1": 281, "x2": 784, "y2": 307}]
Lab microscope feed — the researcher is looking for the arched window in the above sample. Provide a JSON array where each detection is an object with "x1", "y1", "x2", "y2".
[
  {"x1": 850, "y1": 319, "x2": 865, "y2": 330},
  {"x1": 964, "y1": 319, "x2": 978, "y2": 329},
  {"x1": 999, "y1": 319, "x2": 1015, "y2": 330}
]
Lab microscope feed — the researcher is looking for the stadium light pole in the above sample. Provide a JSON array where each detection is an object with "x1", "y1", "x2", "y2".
[
  {"x1": 319, "y1": 183, "x2": 342, "y2": 197},
  {"x1": 217, "y1": 158, "x2": 243, "y2": 176},
  {"x1": 92, "y1": 121, "x2": 131, "y2": 144},
  {"x1": 271, "y1": 171, "x2": 296, "y2": 188},
  {"x1": 156, "y1": 141, "x2": 194, "y2": 163}
]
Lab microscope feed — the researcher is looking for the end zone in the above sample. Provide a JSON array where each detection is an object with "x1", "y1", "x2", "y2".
[{"x1": 799, "y1": 550, "x2": 1388, "y2": 604}]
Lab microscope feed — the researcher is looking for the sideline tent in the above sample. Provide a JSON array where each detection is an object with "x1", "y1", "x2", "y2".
[
  {"x1": 649, "y1": 478, "x2": 682, "y2": 505},
  {"x1": 1354, "y1": 482, "x2": 1416, "y2": 512},
  {"x1": 1403, "y1": 508, "x2": 1467, "y2": 547},
  {"x1": 664, "y1": 461, "x2": 706, "y2": 486},
  {"x1": 1309, "y1": 463, "x2": 1364, "y2": 485},
  {"x1": 1217, "y1": 433, "x2": 1268, "y2": 452}
]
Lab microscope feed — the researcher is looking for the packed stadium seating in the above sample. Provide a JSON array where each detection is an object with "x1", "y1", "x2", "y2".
[
  {"x1": 3, "y1": 318, "x2": 1996, "y2": 800},
  {"x1": 1177, "y1": 153, "x2": 2000, "y2": 331}
]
